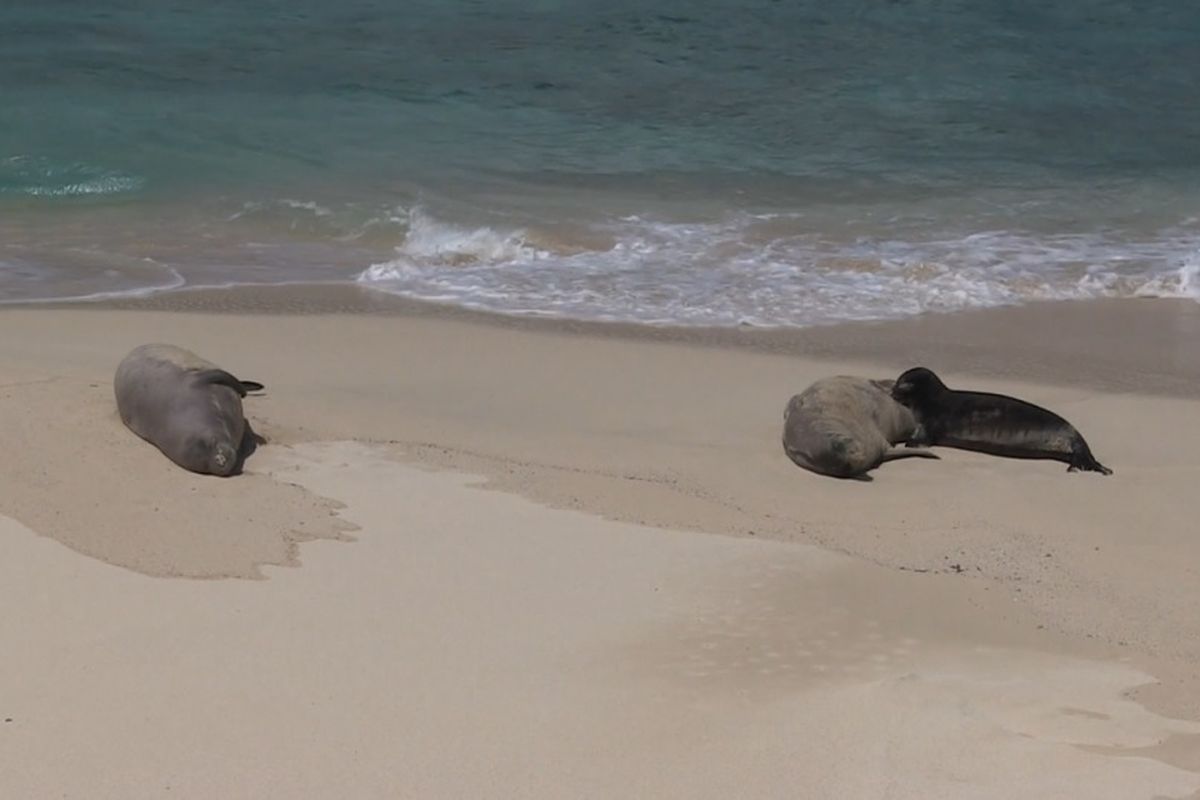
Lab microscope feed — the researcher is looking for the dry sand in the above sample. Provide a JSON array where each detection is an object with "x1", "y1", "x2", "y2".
[{"x1": 1, "y1": 287, "x2": 1198, "y2": 797}]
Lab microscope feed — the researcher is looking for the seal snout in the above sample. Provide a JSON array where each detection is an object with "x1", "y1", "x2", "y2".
[{"x1": 210, "y1": 442, "x2": 239, "y2": 476}]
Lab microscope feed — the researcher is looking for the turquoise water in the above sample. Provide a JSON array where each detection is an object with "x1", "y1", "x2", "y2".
[{"x1": 3, "y1": 1, "x2": 1199, "y2": 323}]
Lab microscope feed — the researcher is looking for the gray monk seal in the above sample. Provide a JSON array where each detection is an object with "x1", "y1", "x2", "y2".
[
  {"x1": 890, "y1": 366, "x2": 1112, "y2": 475},
  {"x1": 114, "y1": 344, "x2": 265, "y2": 476},
  {"x1": 782, "y1": 375, "x2": 936, "y2": 479}
]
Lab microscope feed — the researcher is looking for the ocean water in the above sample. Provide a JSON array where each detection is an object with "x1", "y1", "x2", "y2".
[{"x1": 2, "y1": 0, "x2": 1199, "y2": 325}]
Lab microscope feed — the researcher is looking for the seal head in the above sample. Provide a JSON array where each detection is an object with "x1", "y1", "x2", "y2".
[{"x1": 890, "y1": 366, "x2": 947, "y2": 408}]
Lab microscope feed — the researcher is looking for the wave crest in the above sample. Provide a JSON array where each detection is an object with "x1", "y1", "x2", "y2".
[{"x1": 0, "y1": 155, "x2": 144, "y2": 198}]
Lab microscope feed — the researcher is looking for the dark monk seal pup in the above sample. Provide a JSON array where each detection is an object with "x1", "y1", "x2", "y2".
[
  {"x1": 890, "y1": 366, "x2": 1112, "y2": 475},
  {"x1": 782, "y1": 375, "x2": 937, "y2": 480},
  {"x1": 114, "y1": 343, "x2": 265, "y2": 476}
]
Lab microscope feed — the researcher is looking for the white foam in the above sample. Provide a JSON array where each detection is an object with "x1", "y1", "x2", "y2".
[
  {"x1": 278, "y1": 199, "x2": 333, "y2": 216},
  {"x1": 226, "y1": 198, "x2": 335, "y2": 222},
  {"x1": 357, "y1": 209, "x2": 1200, "y2": 327},
  {"x1": 18, "y1": 176, "x2": 145, "y2": 197},
  {"x1": 391, "y1": 208, "x2": 546, "y2": 265},
  {"x1": 0, "y1": 155, "x2": 144, "y2": 198},
  {"x1": 10, "y1": 200, "x2": 1195, "y2": 325},
  {"x1": 1132, "y1": 251, "x2": 1200, "y2": 301}
]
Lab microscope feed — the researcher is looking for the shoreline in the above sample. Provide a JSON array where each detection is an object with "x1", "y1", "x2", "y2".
[{"x1": 24, "y1": 281, "x2": 1200, "y2": 397}]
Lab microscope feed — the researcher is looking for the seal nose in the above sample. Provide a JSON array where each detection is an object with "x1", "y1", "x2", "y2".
[{"x1": 211, "y1": 444, "x2": 238, "y2": 476}]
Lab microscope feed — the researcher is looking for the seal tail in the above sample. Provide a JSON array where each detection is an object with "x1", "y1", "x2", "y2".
[
  {"x1": 1067, "y1": 457, "x2": 1112, "y2": 476},
  {"x1": 1067, "y1": 439, "x2": 1113, "y2": 475},
  {"x1": 197, "y1": 369, "x2": 265, "y2": 397}
]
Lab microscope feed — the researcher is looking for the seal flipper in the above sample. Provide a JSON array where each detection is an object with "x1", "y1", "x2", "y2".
[
  {"x1": 1067, "y1": 456, "x2": 1113, "y2": 476},
  {"x1": 196, "y1": 369, "x2": 264, "y2": 397},
  {"x1": 904, "y1": 423, "x2": 932, "y2": 448},
  {"x1": 1066, "y1": 436, "x2": 1112, "y2": 476},
  {"x1": 880, "y1": 447, "x2": 940, "y2": 463}
]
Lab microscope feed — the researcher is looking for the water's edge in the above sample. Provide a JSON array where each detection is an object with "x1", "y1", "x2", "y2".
[{"x1": 12, "y1": 281, "x2": 1198, "y2": 399}]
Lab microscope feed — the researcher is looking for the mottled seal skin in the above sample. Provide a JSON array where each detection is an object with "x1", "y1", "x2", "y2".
[
  {"x1": 890, "y1": 366, "x2": 1112, "y2": 475},
  {"x1": 114, "y1": 344, "x2": 266, "y2": 476},
  {"x1": 782, "y1": 375, "x2": 937, "y2": 480}
]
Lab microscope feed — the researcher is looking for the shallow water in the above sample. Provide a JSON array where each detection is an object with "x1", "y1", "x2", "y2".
[{"x1": 3, "y1": 1, "x2": 1198, "y2": 324}]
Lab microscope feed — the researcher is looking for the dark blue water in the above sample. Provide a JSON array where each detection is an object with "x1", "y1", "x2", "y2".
[{"x1": 2, "y1": 1, "x2": 1198, "y2": 323}]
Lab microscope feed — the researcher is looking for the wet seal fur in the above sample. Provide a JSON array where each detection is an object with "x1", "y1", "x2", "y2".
[
  {"x1": 782, "y1": 375, "x2": 937, "y2": 480},
  {"x1": 890, "y1": 366, "x2": 1112, "y2": 475},
  {"x1": 114, "y1": 343, "x2": 266, "y2": 476}
]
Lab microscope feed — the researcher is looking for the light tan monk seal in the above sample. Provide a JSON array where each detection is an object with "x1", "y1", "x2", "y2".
[
  {"x1": 114, "y1": 343, "x2": 265, "y2": 476},
  {"x1": 891, "y1": 366, "x2": 1112, "y2": 475},
  {"x1": 782, "y1": 375, "x2": 936, "y2": 479}
]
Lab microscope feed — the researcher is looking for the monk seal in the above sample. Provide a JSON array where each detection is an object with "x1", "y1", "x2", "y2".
[
  {"x1": 114, "y1": 343, "x2": 265, "y2": 476},
  {"x1": 782, "y1": 375, "x2": 937, "y2": 479},
  {"x1": 890, "y1": 366, "x2": 1112, "y2": 475}
]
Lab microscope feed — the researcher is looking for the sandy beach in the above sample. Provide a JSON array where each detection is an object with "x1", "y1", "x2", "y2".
[{"x1": 2, "y1": 287, "x2": 1199, "y2": 798}]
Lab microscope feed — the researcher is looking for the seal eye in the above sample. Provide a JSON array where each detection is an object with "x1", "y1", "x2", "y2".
[{"x1": 182, "y1": 436, "x2": 215, "y2": 472}]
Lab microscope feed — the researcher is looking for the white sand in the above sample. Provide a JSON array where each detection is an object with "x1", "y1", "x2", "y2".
[
  {"x1": 0, "y1": 294, "x2": 1198, "y2": 796},
  {"x1": 1, "y1": 441, "x2": 1197, "y2": 798}
]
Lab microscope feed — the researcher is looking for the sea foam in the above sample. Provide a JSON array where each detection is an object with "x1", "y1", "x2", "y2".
[{"x1": 357, "y1": 209, "x2": 1200, "y2": 327}]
